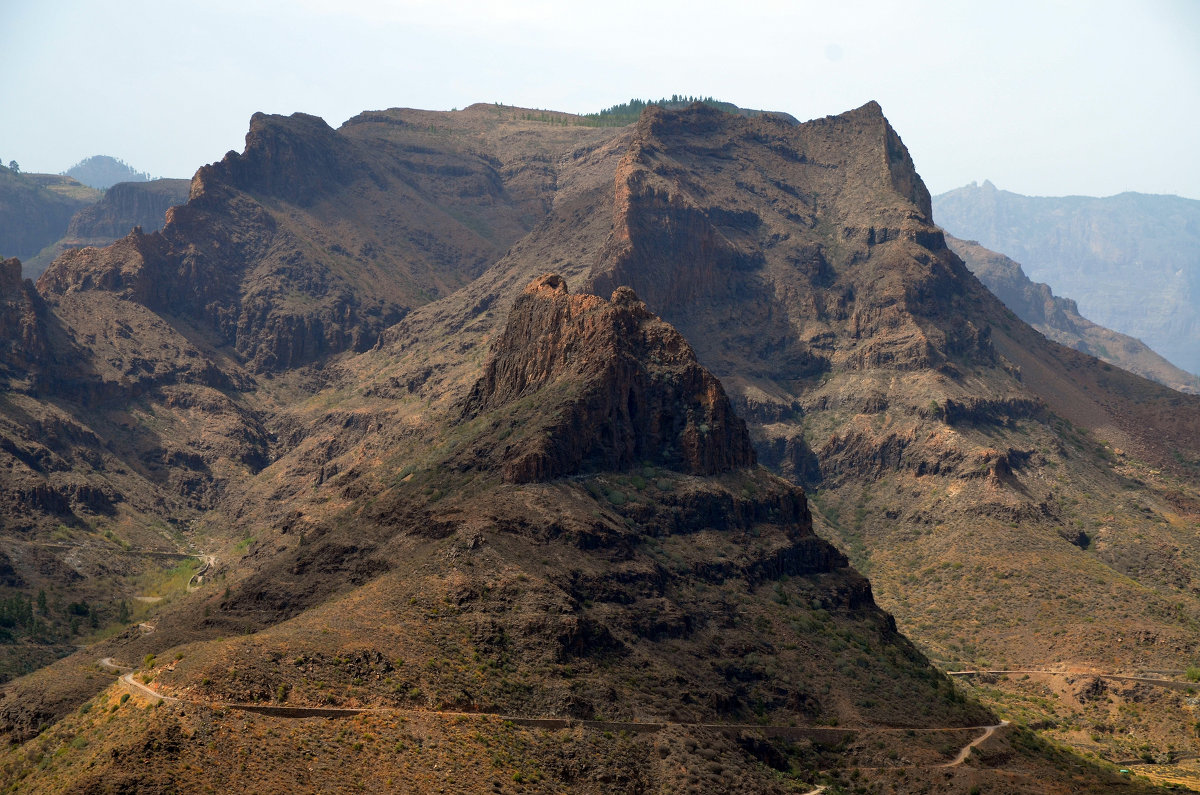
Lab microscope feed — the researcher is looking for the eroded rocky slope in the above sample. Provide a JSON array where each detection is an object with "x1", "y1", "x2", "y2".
[
  {"x1": 20, "y1": 179, "x2": 191, "y2": 278},
  {"x1": 0, "y1": 101, "x2": 1196, "y2": 790}
]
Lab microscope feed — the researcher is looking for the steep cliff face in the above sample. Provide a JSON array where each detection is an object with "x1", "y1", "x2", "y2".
[
  {"x1": 461, "y1": 274, "x2": 755, "y2": 482},
  {"x1": 947, "y1": 234, "x2": 1200, "y2": 393},
  {"x1": 64, "y1": 179, "x2": 191, "y2": 240},
  {"x1": 570, "y1": 102, "x2": 1000, "y2": 481},
  {"x1": 432, "y1": 102, "x2": 1200, "y2": 684},
  {"x1": 200, "y1": 112, "x2": 360, "y2": 206},
  {"x1": 0, "y1": 258, "x2": 48, "y2": 380},
  {"x1": 589, "y1": 103, "x2": 989, "y2": 382},
  {"x1": 38, "y1": 109, "x2": 620, "y2": 372},
  {"x1": 40, "y1": 120, "x2": 389, "y2": 371}
]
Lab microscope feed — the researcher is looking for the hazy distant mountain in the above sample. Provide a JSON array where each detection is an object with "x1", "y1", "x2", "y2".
[
  {"x1": 64, "y1": 155, "x2": 153, "y2": 189},
  {"x1": 0, "y1": 166, "x2": 100, "y2": 260},
  {"x1": 21, "y1": 178, "x2": 192, "y2": 277},
  {"x1": 946, "y1": 234, "x2": 1200, "y2": 393},
  {"x1": 933, "y1": 181, "x2": 1200, "y2": 376}
]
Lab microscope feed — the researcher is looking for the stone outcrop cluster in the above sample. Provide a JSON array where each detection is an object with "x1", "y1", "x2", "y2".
[{"x1": 463, "y1": 273, "x2": 756, "y2": 482}]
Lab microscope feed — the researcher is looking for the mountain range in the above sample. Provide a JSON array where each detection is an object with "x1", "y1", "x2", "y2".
[
  {"x1": 934, "y1": 180, "x2": 1200, "y2": 378},
  {"x1": 946, "y1": 234, "x2": 1200, "y2": 394},
  {"x1": 1, "y1": 100, "x2": 1196, "y2": 792}
]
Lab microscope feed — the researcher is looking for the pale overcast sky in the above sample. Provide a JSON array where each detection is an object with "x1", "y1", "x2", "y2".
[{"x1": 2, "y1": 0, "x2": 1197, "y2": 199}]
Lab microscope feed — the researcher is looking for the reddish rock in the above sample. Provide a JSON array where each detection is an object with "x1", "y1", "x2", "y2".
[{"x1": 462, "y1": 273, "x2": 756, "y2": 482}]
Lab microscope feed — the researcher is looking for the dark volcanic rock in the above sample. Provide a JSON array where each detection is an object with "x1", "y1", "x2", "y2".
[
  {"x1": 207, "y1": 112, "x2": 359, "y2": 206},
  {"x1": 462, "y1": 273, "x2": 756, "y2": 482},
  {"x1": 37, "y1": 109, "x2": 614, "y2": 372}
]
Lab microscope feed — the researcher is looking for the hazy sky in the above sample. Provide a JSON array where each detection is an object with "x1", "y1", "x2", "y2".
[{"x1": 2, "y1": 0, "x2": 1197, "y2": 199}]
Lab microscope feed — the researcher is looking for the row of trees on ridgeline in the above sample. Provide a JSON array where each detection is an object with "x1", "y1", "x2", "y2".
[{"x1": 493, "y1": 96, "x2": 741, "y2": 128}]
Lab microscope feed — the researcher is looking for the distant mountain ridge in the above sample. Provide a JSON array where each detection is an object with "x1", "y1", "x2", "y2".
[
  {"x1": 64, "y1": 155, "x2": 153, "y2": 189},
  {"x1": 946, "y1": 234, "x2": 1200, "y2": 394},
  {"x1": 932, "y1": 180, "x2": 1200, "y2": 377},
  {"x1": 0, "y1": 167, "x2": 100, "y2": 261}
]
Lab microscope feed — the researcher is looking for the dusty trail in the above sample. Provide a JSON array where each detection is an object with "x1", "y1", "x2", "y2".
[
  {"x1": 97, "y1": 652, "x2": 1010, "y2": 765},
  {"x1": 187, "y1": 554, "x2": 216, "y2": 591},
  {"x1": 939, "y1": 720, "x2": 1009, "y2": 767},
  {"x1": 949, "y1": 668, "x2": 1199, "y2": 692},
  {"x1": 100, "y1": 658, "x2": 182, "y2": 704}
]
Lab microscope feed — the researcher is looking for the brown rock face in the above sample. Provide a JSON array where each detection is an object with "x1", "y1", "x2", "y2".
[
  {"x1": 585, "y1": 101, "x2": 995, "y2": 398},
  {"x1": 0, "y1": 258, "x2": 49, "y2": 378},
  {"x1": 463, "y1": 274, "x2": 755, "y2": 482},
  {"x1": 36, "y1": 109, "x2": 619, "y2": 372},
  {"x1": 65, "y1": 179, "x2": 191, "y2": 241}
]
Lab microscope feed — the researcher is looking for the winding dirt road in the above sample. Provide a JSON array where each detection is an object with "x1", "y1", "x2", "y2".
[
  {"x1": 99, "y1": 658, "x2": 179, "y2": 704},
  {"x1": 187, "y1": 554, "x2": 216, "y2": 591},
  {"x1": 949, "y1": 668, "x2": 1199, "y2": 692},
  {"x1": 939, "y1": 720, "x2": 1009, "y2": 767},
  {"x1": 97, "y1": 653, "x2": 1010, "y2": 769}
]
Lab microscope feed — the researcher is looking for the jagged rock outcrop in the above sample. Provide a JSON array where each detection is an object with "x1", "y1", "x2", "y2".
[
  {"x1": 462, "y1": 274, "x2": 756, "y2": 482},
  {"x1": 0, "y1": 258, "x2": 49, "y2": 379},
  {"x1": 203, "y1": 112, "x2": 360, "y2": 206},
  {"x1": 37, "y1": 109, "x2": 617, "y2": 372},
  {"x1": 585, "y1": 102, "x2": 995, "y2": 390}
]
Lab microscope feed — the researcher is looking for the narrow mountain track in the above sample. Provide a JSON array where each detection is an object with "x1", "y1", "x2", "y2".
[
  {"x1": 187, "y1": 554, "x2": 216, "y2": 591},
  {"x1": 939, "y1": 720, "x2": 1009, "y2": 767},
  {"x1": 98, "y1": 654, "x2": 1009, "y2": 761},
  {"x1": 949, "y1": 668, "x2": 1199, "y2": 692}
]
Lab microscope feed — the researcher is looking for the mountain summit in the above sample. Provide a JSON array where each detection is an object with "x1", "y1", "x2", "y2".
[{"x1": 64, "y1": 155, "x2": 152, "y2": 189}]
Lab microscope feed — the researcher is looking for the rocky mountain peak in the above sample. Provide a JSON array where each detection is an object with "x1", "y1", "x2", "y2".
[
  {"x1": 462, "y1": 274, "x2": 756, "y2": 482},
  {"x1": 1, "y1": 256, "x2": 23, "y2": 289},
  {"x1": 193, "y1": 111, "x2": 356, "y2": 206}
]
